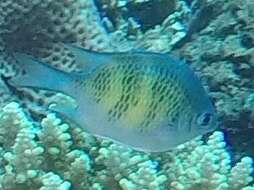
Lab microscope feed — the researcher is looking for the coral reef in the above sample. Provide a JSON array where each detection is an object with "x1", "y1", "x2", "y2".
[
  {"x1": 0, "y1": 102, "x2": 253, "y2": 189},
  {"x1": 0, "y1": 0, "x2": 253, "y2": 189},
  {"x1": 178, "y1": 0, "x2": 254, "y2": 156}
]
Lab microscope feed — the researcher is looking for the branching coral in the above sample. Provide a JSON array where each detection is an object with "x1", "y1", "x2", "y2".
[
  {"x1": 164, "y1": 132, "x2": 253, "y2": 189},
  {"x1": 0, "y1": 102, "x2": 253, "y2": 189},
  {"x1": 96, "y1": 143, "x2": 167, "y2": 189},
  {"x1": 0, "y1": 102, "x2": 93, "y2": 189}
]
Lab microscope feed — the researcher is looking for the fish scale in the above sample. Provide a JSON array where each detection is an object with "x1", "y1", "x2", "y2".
[
  {"x1": 111, "y1": 66, "x2": 142, "y2": 124},
  {"x1": 89, "y1": 62, "x2": 188, "y2": 131},
  {"x1": 109, "y1": 64, "x2": 139, "y2": 121},
  {"x1": 89, "y1": 62, "x2": 184, "y2": 129},
  {"x1": 93, "y1": 68, "x2": 112, "y2": 103},
  {"x1": 10, "y1": 46, "x2": 218, "y2": 152}
]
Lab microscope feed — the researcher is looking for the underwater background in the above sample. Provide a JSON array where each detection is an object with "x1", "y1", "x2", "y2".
[{"x1": 0, "y1": 0, "x2": 253, "y2": 189}]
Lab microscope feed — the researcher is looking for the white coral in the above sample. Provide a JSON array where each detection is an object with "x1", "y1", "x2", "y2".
[
  {"x1": 229, "y1": 157, "x2": 253, "y2": 190},
  {"x1": 39, "y1": 172, "x2": 71, "y2": 190},
  {"x1": 167, "y1": 131, "x2": 254, "y2": 190},
  {"x1": 39, "y1": 113, "x2": 72, "y2": 160},
  {"x1": 0, "y1": 102, "x2": 33, "y2": 148},
  {"x1": 0, "y1": 102, "x2": 94, "y2": 189},
  {"x1": 97, "y1": 143, "x2": 167, "y2": 189}
]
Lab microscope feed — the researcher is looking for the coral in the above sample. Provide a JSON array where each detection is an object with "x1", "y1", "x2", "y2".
[
  {"x1": 0, "y1": 102, "x2": 93, "y2": 189},
  {"x1": 0, "y1": 0, "x2": 252, "y2": 140},
  {"x1": 100, "y1": 0, "x2": 190, "y2": 52},
  {"x1": 178, "y1": 0, "x2": 254, "y2": 156},
  {"x1": 0, "y1": 102, "x2": 253, "y2": 189},
  {"x1": 0, "y1": 102, "x2": 32, "y2": 149},
  {"x1": 0, "y1": 0, "x2": 113, "y2": 74},
  {"x1": 164, "y1": 132, "x2": 253, "y2": 190},
  {"x1": 95, "y1": 143, "x2": 167, "y2": 189},
  {"x1": 39, "y1": 172, "x2": 71, "y2": 190}
]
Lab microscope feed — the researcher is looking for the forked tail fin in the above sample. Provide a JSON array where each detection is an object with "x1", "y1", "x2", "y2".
[{"x1": 9, "y1": 53, "x2": 75, "y2": 97}]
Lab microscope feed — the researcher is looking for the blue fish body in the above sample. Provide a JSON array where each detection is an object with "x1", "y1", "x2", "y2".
[{"x1": 10, "y1": 45, "x2": 217, "y2": 152}]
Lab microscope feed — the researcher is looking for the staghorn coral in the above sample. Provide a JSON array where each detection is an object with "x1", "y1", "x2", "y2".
[
  {"x1": 0, "y1": 102, "x2": 253, "y2": 189},
  {"x1": 0, "y1": 102, "x2": 93, "y2": 189},
  {"x1": 95, "y1": 143, "x2": 167, "y2": 189},
  {"x1": 164, "y1": 132, "x2": 253, "y2": 189}
]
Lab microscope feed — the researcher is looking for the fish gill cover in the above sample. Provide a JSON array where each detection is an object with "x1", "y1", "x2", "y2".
[{"x1": 0, "y1": 0, "x2": 253, "y2": 189}]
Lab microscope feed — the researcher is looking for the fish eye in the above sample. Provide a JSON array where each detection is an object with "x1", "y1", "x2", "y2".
[{"x1": 197, "y1": 112, "x2": 212, "y2": 127}]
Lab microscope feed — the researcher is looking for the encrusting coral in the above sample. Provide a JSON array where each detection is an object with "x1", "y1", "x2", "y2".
[
  {"x1": 0, "y1": 102, "x2": 253, "y2": 189},
  {"x1": 0, "y1": 0, "x2": 254, "y2": 189}
]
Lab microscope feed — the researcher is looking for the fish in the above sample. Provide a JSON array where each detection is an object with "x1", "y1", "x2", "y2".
[{"x1": 9, "y1": 45, "x2": 218, "y2": 152}]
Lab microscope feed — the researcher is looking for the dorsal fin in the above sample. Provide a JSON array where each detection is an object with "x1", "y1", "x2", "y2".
[{"x1": 65, "y1": 44, "x2": 110, "y2": 74}]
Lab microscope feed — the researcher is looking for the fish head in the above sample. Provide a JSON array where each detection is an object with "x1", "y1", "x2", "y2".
[
  {"x1": 149, "y1": 101, "x2": 218, "y2": 152},
  {"x1": 163, "y1": 95, "x2": 218, "y2": 149},
  {"x1": 173, "y1": 61, "x2": 219, "y2": 141}
]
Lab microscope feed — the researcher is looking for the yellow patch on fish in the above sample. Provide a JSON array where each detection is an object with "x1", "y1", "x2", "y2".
[{"x1": 122, "y1": 76, "x2": 154, "y2": 129}]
